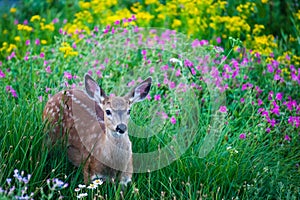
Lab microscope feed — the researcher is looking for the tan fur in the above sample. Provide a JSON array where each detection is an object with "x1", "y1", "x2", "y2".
[{"x1": 43, "y1": 75, "x2": 151, "y2": 185}]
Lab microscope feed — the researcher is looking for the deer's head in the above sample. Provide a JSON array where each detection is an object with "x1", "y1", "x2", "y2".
[{"x1": 84, "y1": 74, "x2": 152, "y2": 137}]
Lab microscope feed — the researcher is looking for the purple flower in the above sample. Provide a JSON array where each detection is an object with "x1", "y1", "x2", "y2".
[
  {"x1": 170, "y1": 116, "x2": 177, "y2": 124},
  {"x1": 0, "y1": 70, "x2": 5, "y2": 78},
  {"x1": 154, "y1": 94, "x2": 161, "y2": 101},
  {"x1": 169, "y1": 81, "x2": 176, "y2": 89},
  {"x1": 64, "y1": 72, "x2": 73, "y2": 79},
  {"x1": 240, "y1": 98, "x2": 245, "y2": 103},
  {"x1": 258, "y1": 99, "x2": 263, "y2": 106},
  {"x1": 35, "y1": 39, "x2": 40, "y2": 45},
  {"x1": 284, "y1": 135, "x2": 291, "y2": 141},
  {"x1": 216, "y1": 37, "x2": 221, "y2": 44},
  {"x1": 239, "y1": 133, "x2": 246, "y2": 139},
  {"x1": 266, "y1": 127, "x2": 271, "y2": 133},
  {"x1": 219, "y1": 106, "x2": 227, "y2": 113},
  {"x1": 275, "y1": 92, "x2": 283, "y2": 101}
]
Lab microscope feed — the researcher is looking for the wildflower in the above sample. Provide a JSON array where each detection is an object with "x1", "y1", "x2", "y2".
[
  {"x1": 216, "y1": 37, "x2": 221, "y2": 44},
  {"x1": 6, "y1": 86, "x2": 18, "y2": 98},
  {"x1": 87, "y1": 183, "x2": 96, "y2": 189},
  {"x1": 74, "y1": 188, "x2": 80, "y2": 192},
  {"x1": 219, "y1": 106, "x2": 227, "y2": 113},
  {"x1": 64, "y1": 72, "x2": 73, "y2": 79},
  {"x1": 275, "y1": 93, "x2": 283, "y2": 101},
  {"x1": 25, "y1": 40, "x2": 30, "y2": 46},
  {"x1": 149, "y1": 67, "x2": 155, "y2": 74},
  {"x1": 154, "y1": 94, "x2": 161, "y2": 101},
  {"x1": 78, "y1": 184, "x2": 86, "y2": 189},
  {"x1": 170, "y1": 116, "x2": 177, "y2": 124},
  {"x1": 0, "y1": 70, "x2": 5, "y2": 78},
  {"x1": 10, "y1": 8, "x2": 17, "y2": 13},
  {"x1": 77, "y1": 193, "x2": 88, "y2": 198},
  {"x1": 258, "y1": 99, "x2": 263, "y2": 106},
  {"x1": 239, "y1": 133, "x2": 246, "y2": 139},
  {"x1": 93, "y1": 179, "x2": 103, "y2": 186},
  {"x1": 284, "y1": 135, "x2": 291, "y2": 141}
]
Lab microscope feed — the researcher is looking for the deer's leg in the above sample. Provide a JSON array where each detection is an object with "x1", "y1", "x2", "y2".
[{"x1": 120, "y1": 155, "x2": 132, "y2": 186}]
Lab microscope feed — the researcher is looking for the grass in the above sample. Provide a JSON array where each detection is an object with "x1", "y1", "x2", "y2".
[{"x1": 0, "y1": 1, "x2": 300, "y2": 200}]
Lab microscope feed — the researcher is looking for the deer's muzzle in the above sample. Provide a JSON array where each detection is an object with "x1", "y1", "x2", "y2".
[{"x1": 116, "y1": 123, "x2": 127, "y2": 134}]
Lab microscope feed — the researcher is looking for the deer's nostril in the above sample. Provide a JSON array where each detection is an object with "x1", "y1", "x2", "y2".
[{"x1": 116, "y1": 124, "x2": 127, "y2": 134}]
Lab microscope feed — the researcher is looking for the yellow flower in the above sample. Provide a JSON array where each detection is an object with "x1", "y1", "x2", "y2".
[
  {"x1": 261, "y1": 0, "x2": 268, "y2": 3},
  {"x1": 10, "y1": 8, "x2": 17, "y2": 13},
  {"x1": 3, "y1": 29, "x2": 8, "y2": 35},
  {"x1": 59, "y1": 42, "x2": 78, "y2": 58},
  {"x1": 253, "y1": 24, "x2": 265, "y2": 35},
  {"x1": 171, "y1": 19, "x2": 182, "y2": 29},
  {"x1": 41, "y1": 40, "x2": 47, "y2": 45},
  {"x1": 17, "y1": 24, "x2": 33, "y2": 32},
  {"x1": 30, "y1": 15, "x2": 41, "y2": 22},
  {"x1": 79, "y1": 1, "x2": 91, "y2": 9},
  {"x1": 14, "y1": 36, "x2": 21, "y2": 42},
  {"x1": 145, "y1": 0, "x2": 158, "y2": 5},
  {"x1": 7, "y1": 44, "x2": 17, "y2": 53}
]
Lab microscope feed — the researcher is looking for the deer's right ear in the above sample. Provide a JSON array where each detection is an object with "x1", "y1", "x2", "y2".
[{"x1": 84, "y1": 74, "x2": 106, "y2": 103}]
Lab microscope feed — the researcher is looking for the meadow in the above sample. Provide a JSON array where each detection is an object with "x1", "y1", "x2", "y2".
[{"x1": 0, "y1": 0, "x2": 299, "y2": 199}]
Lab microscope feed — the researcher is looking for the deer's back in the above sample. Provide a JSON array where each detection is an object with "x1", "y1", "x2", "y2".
[{"x1": 43, "y1": 89, "x2": 105, "y2": 166}]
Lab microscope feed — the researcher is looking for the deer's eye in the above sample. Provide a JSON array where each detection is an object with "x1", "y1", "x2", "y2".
[
  {"x1": 127, "y1": 109, "x2": 131, "y2": 115},
  {"x1": 105, "y1": 110, "x2": 112, "y2": 116}
]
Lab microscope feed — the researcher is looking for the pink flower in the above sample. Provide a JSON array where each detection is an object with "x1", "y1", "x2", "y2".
[
  {"x1": 45, "y1": 66, "x2": 52, "y2": 74},
  {"x1": 240, "y1": 98, "x2": 245, "y2": 103},
  {"x1": 64, "y1": 71, "x2": 73, "y2": 79},
  {"x1": 216, "y1": 37, "x2": 221, "y2": 44},
  {"x1": 175, "y1": 69, "x2": 181, "y2": 76},
  {"x1": 6, "y1": 86, "x2": 18, "y2": 98},
  {"x1": 219, "y1": 106, "x2": 227, "y2": 113},
  {"x1": 25, "y1": 40, "x2": 30, "y2": 46},
  {"x1": 127, "y1": 80, "x2": 135, "y2": 87},
  {"x1": 38, "y1": 96, "x2": 43, "y2": 102},
  {"x1": 40, "y1": 52, "x2": 45, "y2": 58},
  {"x1": 169, "y1": 82, "x2": 176, "y2": 89},
  {"x1": 239, "y1": 133, "x2": 246, "y2": 139},
  {"x1": 154, "y1": 94, "x2": 161, "y2": 101},
  {"x1": 0, "y1": 70, "x2": 5, "y2": 78},
  {"x1": 284, "y1": 135, "x2": 291, "y2": 141},
  {"x1": 170, "y1": 116, "x2": 176, "y2": 124},
  {"x1": 258, "y1": 99, "x2": 263, "y2": 106},
  {"x1": 35, "y1": 39, "x2": 40, "y2": 45},
  {"x1": 149, "y1": 67, "x2": 155, "y2": 74},
  {"x1": 275, "y1": 92, "x2": 283, "y2": 101}
]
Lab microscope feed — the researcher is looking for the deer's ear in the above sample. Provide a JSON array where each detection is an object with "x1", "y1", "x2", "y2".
[
  {"x1": 84, "y1": 74, "x2": 106, "y2": 103},
  {"x1": 126, "y1": 77, "x2": 152, "y2": 104}
]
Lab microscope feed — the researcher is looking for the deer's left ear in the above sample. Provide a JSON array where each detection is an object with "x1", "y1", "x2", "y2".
[{"x1": 125, "y1": 77, "x2": 152, "y2": 104}]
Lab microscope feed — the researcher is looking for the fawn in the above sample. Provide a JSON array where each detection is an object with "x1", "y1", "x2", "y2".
[{"x1": 43, "y1": 74, "x2": 152, "y2": 185}]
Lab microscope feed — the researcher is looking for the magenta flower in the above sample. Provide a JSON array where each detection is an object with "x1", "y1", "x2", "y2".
[
  {"x1": 170, "y1": 116, "x2": 177, "y2": 124},
  {"x1": 45, "y1": 66, "x2": 52, "y2": 74},
  {"x1": 216, "y1": 37, "x2": 221, "y2": 44},
  {"x1": 275, "y1": 92, "x2": 283, "y2": 101},
  {"x1": 40, "y1": 52, "x2": 45, "y2": 58},
  {"x1": 6, "y1": 86, "x2": 18, "y2": 98},
  {"x1": 154, "y1": 94, "x2": 161, "y2": 101},
  {"x1": 240, "y1": 98, "x2": 245, "y2": 103},
  {"x1": 284, "y1": 135, "x2": 291, "y2": 141},
  {"x1": 149, "y1": 67, "x2": 155, "y2": 74},
  {"x1": 239, "y1": 133, "x2": 246, "y2": 139},
  {"x1": 219, "y1": 106, "x2": 227, "y2": 113},
  {"x1": 258, "y1": 99, "x2": 263, "y2": 106},
  {"x1": 0, "y1": 70, "x2": 5, "y2": 78},
  {"x1": 35, "y1": 39, "x2": 40, "y2": 45},
  {"x1": 64, "y1": 71, "x2": 73, "y2": 79},
  {"x1": 169, "y1": 82, "x2": 176, "y2": 89},
  {"x1": 175, "y1": 69, "x2": 181, "y2": 76}
]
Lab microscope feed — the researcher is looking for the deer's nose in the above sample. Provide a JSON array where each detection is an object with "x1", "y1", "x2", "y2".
[{"x1": 116, "y1": 123, "x2": 127, "y2": 134}]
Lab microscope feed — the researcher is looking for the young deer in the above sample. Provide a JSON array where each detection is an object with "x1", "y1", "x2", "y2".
[{"x1": 43, "y1": 74, "x2": 152, "y2": 185}]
